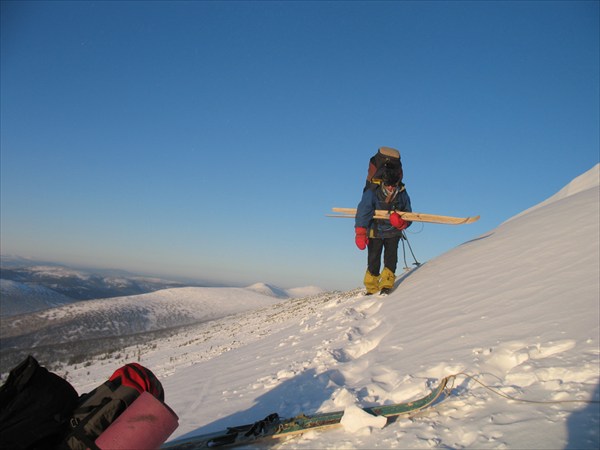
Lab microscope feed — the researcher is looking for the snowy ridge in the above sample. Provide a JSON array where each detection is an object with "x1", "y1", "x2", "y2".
[
  {"x1": 0, "y1": 287, "x2": 286, "y2": 350},
  {"x1": 24, "y1": 265, "x2": 93, "y2": 280},
  {"x1": 245, "y1": 282, "x2": 325, "y2": 299},
  {"x1": 10, "y1": 165, "x2": 600, "y2": 449},
  {"x1": 508, "y1": 163, "x2": 599, "y2": 222},
  {"x1": 245, "y1": 282, "x2": 293, "y2": 298}
]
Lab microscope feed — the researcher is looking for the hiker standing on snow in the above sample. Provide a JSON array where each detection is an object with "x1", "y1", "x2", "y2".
[{"x1": 355, "y1": 148, "x2": 412, "y2": 295}]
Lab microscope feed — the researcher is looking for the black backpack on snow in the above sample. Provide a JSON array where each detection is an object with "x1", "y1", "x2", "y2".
[
  {"x1": 0, "y1": 355, "x2": 79, "y2": 450},
  {"x1": 364, "y1": 146, "x2": 404, "y2": 191}
]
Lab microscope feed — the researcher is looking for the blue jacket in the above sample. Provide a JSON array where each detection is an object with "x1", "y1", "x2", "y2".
[{"x1": 355, "y1": 185, "x2": 412, "y2": 238}]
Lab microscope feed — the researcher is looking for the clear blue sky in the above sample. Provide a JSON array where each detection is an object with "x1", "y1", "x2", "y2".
[{"x1": 1, "y1": 1, "x2": 598, "y2": 290}]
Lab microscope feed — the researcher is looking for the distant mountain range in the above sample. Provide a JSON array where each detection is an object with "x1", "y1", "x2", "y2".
[
  {"x1": 0, "y1": 256, "x2": 192, "y2": 316},
  {"x1": 0, "y1": 257, "x2": 326, "y2": 317}
]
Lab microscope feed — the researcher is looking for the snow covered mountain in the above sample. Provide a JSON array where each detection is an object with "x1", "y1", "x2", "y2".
[
  {"x1": 0, "y1": 286, "x2": 292, "y2": 371},
  {"x1": 0, "y1": 262, "x2": 191, "y2": 315},
  {"x1": 3, "y1": 164, "x2": 599, "y2": 449}
]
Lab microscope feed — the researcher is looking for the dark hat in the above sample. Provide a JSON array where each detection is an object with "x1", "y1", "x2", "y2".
[{"x1": 382, "y1": 164, "x2": 400, "y2": 186}]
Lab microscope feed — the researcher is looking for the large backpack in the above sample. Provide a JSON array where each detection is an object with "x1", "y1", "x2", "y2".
[
  {"x1": 364, "y1": 147, "x2": 403, "y2": 191},
  {"x1": 0, "y1": 355, "x2": 79, "y2": 450},
  {"x1": 63, "y1": 363, "x2": 164, "y2": 450}
]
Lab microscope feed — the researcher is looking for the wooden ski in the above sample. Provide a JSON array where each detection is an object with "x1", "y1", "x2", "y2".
[
  {"x1": 328, "y1": 208, "x2": 480, "y2": 225},
  {"x1": 162, "y1": 377, "x2": 449, "y2": 449}
]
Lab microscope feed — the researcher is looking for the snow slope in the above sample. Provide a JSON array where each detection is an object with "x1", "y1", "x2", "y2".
[{"x1": 60, "y1": 164, "x2": 599, "y2": 449}]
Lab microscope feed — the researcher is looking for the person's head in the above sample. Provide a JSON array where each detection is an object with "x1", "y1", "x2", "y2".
[{"x1": 382, "y1": 164, "x2": 400, "y2": 189}]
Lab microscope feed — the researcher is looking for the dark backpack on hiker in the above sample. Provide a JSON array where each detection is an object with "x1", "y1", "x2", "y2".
[
  {"x1": 364, "y1": 146, "x2": 403, "y2": 191},
  {"x1": 0, "y1": 355, "x2": 79, "y2": 450},
  {"x1": 63, "y1": 363, "x2": 164, "y2": 450}
]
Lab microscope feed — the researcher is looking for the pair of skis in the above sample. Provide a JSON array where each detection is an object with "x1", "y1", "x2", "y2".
[
  {"x1": 162, "y1": 377, "x2": 449, "y2": 449},
  {"x1": 328, "y1": 207, "x2": 480, "y2": 225}
]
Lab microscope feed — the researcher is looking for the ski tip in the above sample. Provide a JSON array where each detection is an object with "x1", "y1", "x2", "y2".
[{"x1": 325, "y1": 214, "x2": 354, "y2": 219}]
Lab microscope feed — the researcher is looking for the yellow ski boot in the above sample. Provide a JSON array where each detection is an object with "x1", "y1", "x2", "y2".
[
  {"x1": 379, "y1": 267, "x2": 396, "y2": 295},
  {"x1": 363, "y1": 270, "x2": 380, "y2": 295}
]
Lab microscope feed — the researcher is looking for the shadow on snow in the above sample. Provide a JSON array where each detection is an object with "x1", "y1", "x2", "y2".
[
  {"x1": 565, "y1": 381, "x2": 599, "y2": 449},
  {"x1": 176, "y1": 368, "x2": 343, "y2": 441}
]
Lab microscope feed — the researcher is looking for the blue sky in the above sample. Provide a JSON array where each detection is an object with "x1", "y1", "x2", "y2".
[{"x1": 1, "y1": 1, "x2": 598, "y2": 290}]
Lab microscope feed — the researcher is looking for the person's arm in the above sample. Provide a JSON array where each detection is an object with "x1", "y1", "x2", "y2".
[
  {"x1": 354, "y1": 189, "x2": 376, "y2": 249},
  {"x1": 355, "y1": 189, "x2": 376, "y2": 229}
]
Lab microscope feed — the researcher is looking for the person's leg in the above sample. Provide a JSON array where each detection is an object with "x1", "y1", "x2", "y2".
[
  {"x1": 364, "y1": 238, "x2": 384, "y2": 294},
  {"x1": 382, "y1": 235, "x2": 401, "y2": 273},
  {"x1": 367, "y1": 238, "x2": 384, "y2": 275},
  {"x1": 380, "y1": 236, "x2": 401, "y2": 290}
]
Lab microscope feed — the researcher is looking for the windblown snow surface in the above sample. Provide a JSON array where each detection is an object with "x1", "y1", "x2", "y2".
[{"x1": 64, "y1": 164, "x2": 598, "y2": 449}]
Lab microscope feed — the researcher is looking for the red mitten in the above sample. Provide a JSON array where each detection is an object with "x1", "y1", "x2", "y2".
[
  {"x1": 355, "y1": 227, "x2": 368, "y2": 250},
  {"x1": 390, "y1": 212, "x2": 408, "y2": 230}
]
